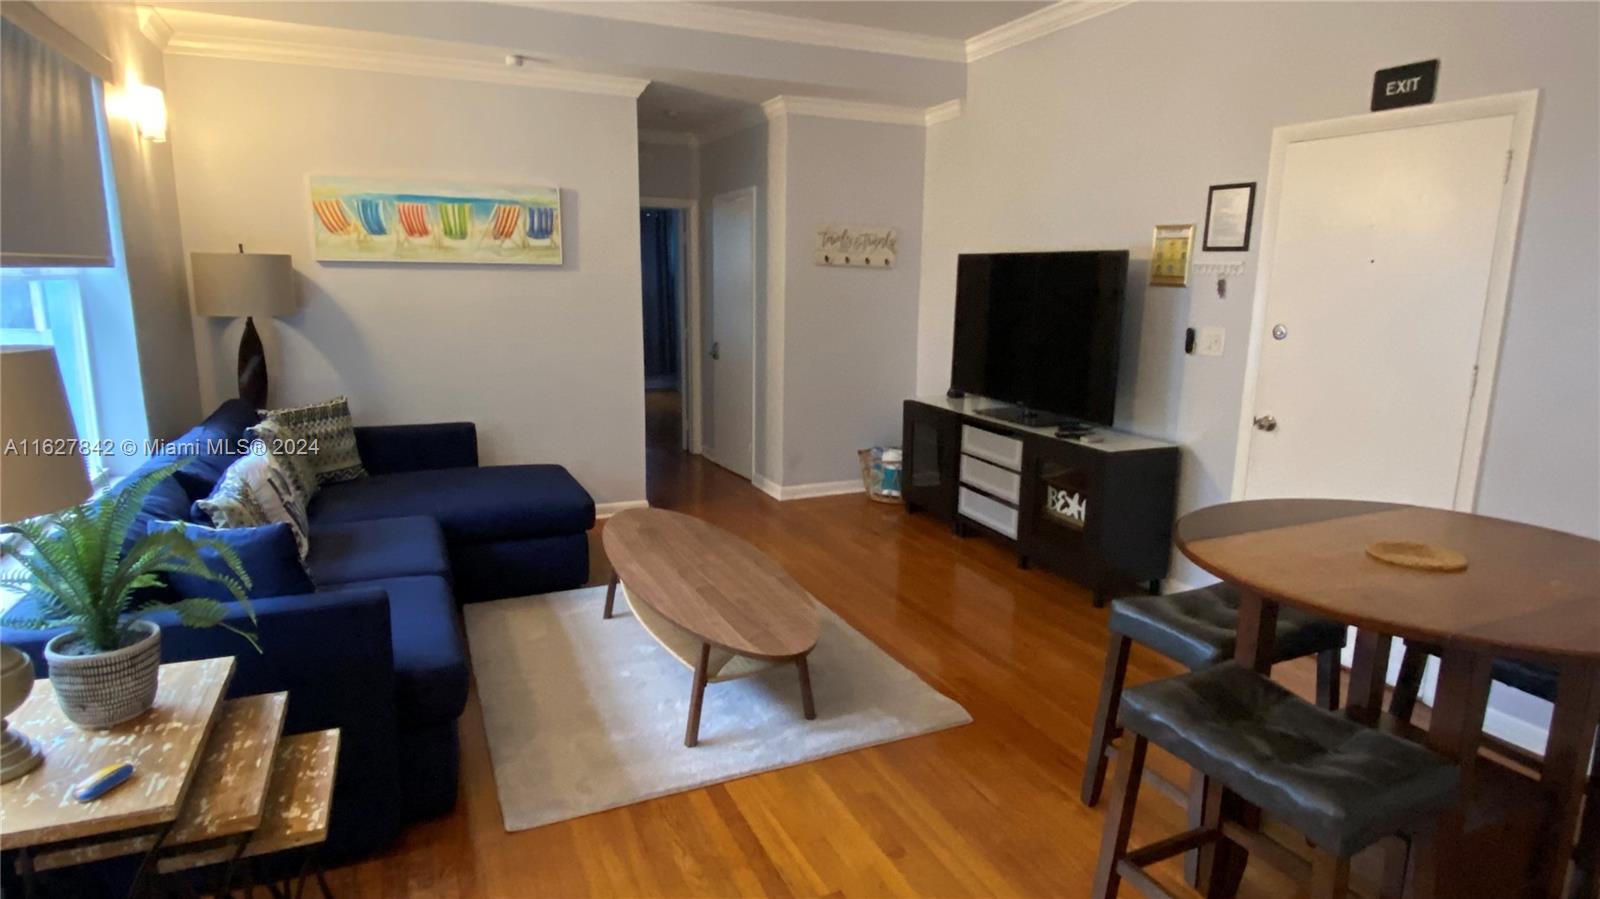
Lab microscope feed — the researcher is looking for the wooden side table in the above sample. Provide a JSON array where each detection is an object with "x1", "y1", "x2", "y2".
[
  {"x1": 30, "y1": 692, "x2": 288, "y2": 877},
  {"x1": 159, "y1": 728, "x2": 341, "y2": 897},
  {"x1": 0, "y1": 657, "x2": 236, "y2": 894},
  {"x1": 0, "y1": 659, "x2": 341, "y2": 898}
]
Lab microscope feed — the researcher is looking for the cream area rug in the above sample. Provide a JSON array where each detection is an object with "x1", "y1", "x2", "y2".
[{"x1": 462, "y1": 585, "x2": 972, "y2": 832}]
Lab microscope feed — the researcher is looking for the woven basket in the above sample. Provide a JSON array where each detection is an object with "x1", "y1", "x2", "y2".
[
  {"x1": 858, "y1": 449, "x2": 903, "y2": 504},
  {"x1": 44, "y1": 620, "x2": 161, "y2": 729}
]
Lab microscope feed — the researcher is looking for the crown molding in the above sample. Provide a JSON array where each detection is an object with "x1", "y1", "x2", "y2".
[
  {"x1": 157, "y1": 11, "x2": 648, "y2": 97},
  {"x1": 966, "y1": 0, "x2": 1134, "y2": 62},
  {"x1": 163, "y1": 35, "x2": 649, "y2": 97},
  {"x1": 924, "y1": 99, "x2": 962, "y2": 126},
  {"x1": 523, "y1": 2, "x2": 965, "y2": 63},
  {"x1": 762, "y1": 95, "x2": 927, "y2": 127},
  {"x1": 137, "y1": 6, "x2": 173, "y2": 50},
  {"x1": 639, "y1": 129, "x2": 699, "y2": 148}
]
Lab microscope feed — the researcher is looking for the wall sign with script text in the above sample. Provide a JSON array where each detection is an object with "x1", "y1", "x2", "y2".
[
  {"x1": 814, "y1": 225, "x2": 897, "y2": 268},
  {"x1": 1371, "y1": 60, "x2": 1439, "y2": 111}
]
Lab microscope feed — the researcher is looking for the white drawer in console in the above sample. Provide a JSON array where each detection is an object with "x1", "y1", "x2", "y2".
[
  {"x1": 960, "y1": 425, "x2": 1024, "y2": 471},
  {"x1": 959, "y1": 454, "x2": 1022, "y2": 504},
  {"x1": 958, "y1": 486, "x2": 1019, "y2": 539}
]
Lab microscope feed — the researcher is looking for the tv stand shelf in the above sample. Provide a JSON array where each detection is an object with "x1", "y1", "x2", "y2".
[{"x1": 902, "y1": 395, "x2": 1180, "y2": 606}]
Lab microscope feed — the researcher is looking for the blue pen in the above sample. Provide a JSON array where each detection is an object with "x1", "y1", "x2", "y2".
[{"x1": 73, "y1": 763, "x2": 134, "y2": 802}]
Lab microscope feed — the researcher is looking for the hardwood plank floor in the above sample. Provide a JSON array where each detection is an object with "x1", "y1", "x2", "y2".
[{"x1": 324, "y1": 449, "x2": 1317, "y2": 897}]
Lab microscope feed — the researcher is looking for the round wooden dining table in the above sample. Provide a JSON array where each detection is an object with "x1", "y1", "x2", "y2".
[{"x1": 1175, "y1": 499, "x2": 1600, "y2": 899}]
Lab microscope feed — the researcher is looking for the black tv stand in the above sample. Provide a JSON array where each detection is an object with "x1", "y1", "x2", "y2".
[
  {"x1": 902, "y1": 395, "x2": 1181, "y2": 606},
  {"x1": 975, "y1": 404, "x2": 1077, "y2": 429}
]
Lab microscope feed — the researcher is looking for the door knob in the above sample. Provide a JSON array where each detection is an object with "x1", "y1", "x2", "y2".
[
  {"x1": 709, "y1": 342, "x2": 720, "y2": 360},
  {"x1": 1253, "y1": 415, "x2": 1278, "y2": 432}
]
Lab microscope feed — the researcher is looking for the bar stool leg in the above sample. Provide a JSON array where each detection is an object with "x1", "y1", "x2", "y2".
[
  {"x1": 1315, "y1": 648, "x2": 1341, "y2": 711},
  {"x1": 1310, "y1": 851, "x2": 1350, "y2": 899},
  {"x1": 1390, "y1": 644, "x2": 1428, "y2": 723},
  {"x1": 1092, "y1": 734, "x2": 1148, "y2": 899},
  {"x1": 1572, "y1": 768, "x2": 1600, "y2": 899},
  {"x1": 1081, "y1": 633, "x2": 1132, "y2": 806}
]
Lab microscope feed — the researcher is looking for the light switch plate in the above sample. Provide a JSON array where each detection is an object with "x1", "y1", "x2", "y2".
[{"x1": 1196, "y1": 326, "x2": 1226, "y2": 356}]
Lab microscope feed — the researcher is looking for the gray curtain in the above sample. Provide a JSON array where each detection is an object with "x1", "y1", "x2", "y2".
[{"x1": 1, "y1": 18, "x2": 112, "y2": 267}]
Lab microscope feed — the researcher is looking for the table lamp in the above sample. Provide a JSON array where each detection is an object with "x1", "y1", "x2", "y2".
[
  {"x1": 1, "y1": 345, "x2": 93, "y2": 782},
  {"x1": 191, "y1": 248, "x2": 298, "y2": 409}
]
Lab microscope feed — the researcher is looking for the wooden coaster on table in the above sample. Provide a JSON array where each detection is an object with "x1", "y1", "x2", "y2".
[{"x1": 1365, "y1": 540, "x2": 1468, "y2": 572}]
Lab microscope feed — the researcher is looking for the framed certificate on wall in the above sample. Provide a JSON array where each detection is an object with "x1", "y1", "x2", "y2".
[
  {"x1": 1149, "y1": 224, "x2": 1194, "y2": 287},
  {"x1": 1203, "y1": 182, "x2": 1257, "y2": 251}
]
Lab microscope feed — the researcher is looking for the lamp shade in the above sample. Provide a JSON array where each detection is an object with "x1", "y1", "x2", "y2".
[
  {"x1": 0, "y1": 346, "x2": 91, "y2": 521},
  {"x1": 191, "y1": 252, "x2": 298, "y2": 318}
]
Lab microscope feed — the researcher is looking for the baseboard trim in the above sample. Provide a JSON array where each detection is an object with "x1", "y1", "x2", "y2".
[
  {"x1": 595, "y1": 499, "x2": 649, "y2": 519},
  {"x1": 753, "y1": 477, "x2": 865, "y2": 502},
  {"x1": 1482, "y1": 704, "x2": 1550, "y2": 755}
]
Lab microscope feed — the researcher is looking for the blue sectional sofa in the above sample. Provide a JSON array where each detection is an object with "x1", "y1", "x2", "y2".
[{"x1": 0, "y1": 400, "x2": 595, "y2": 861}]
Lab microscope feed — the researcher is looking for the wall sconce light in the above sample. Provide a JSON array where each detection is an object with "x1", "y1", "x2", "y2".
[{"x1": 128, "y1": 84, "x2": 167, "y2": 143}]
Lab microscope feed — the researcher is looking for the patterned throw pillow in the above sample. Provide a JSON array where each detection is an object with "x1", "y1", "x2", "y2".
[
  {"x1": 196, "y1": 446, "x2": 312, "y2": 558},
  {"x1": 245, "y1": 417, "x2": 319, "y2": 506},
  {"x1": 256, "y1": 396, "x2": 367, "y2": 486}
]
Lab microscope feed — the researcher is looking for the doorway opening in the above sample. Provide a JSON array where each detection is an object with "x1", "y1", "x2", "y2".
[{"x1": 640, "y1": 206, "x2": 686, "y2": 461}]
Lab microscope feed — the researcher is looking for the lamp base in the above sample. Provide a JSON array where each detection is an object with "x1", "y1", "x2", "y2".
[
  {"x1": 0, "y1": 720, "x2": 42, "y2": 783},
  {"x1": 238, "y1": 315, "x2": 268, "y2": 410}
]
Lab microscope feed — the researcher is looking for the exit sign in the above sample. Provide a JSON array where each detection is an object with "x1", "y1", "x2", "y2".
[{"x1": 1371, "y1": 60, "x2": 1439, "y2": 111}]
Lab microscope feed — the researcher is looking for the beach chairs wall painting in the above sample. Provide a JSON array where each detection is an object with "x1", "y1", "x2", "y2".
[{"x1": 308, "y1": 176, "x2": 562, "y2": 265}]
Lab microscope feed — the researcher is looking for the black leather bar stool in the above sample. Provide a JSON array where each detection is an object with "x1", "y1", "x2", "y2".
[
  {"x1": 1081, "y1": 583, "x2": 1347, "y2": 806},
  {"x1": 1093, "y1": 662, "x2": 1459, "y2": 899}
]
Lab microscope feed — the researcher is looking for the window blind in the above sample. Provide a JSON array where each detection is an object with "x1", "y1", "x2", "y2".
[{"x1": 1, "y1": 17, "x2": 113, "y2": 268}]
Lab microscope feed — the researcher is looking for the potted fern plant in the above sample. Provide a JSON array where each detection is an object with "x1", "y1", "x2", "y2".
[{"x1": 0, "y1": 462, "x2": 259, "y2": 729}]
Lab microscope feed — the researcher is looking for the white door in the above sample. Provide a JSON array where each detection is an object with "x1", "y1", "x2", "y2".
[
  {"x1": 1237, "y1": 95, "x2": 1535, "y2": 721},
  {"x1": 707, "y1": 188, "x2": 755, "y2": 479},
  {"x1": 1241, "y1": 113, "x2": 1518, "y2": 506}
]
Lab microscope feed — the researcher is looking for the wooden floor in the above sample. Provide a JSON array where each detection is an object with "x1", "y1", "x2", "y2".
[{"x1": 322, "y1": 446, "x2": 1323, "y2": 897}]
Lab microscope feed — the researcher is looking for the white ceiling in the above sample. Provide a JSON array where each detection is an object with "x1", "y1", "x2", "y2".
[{"x1": 712, "y1": 1, "x2": 1051, "y2": 39}]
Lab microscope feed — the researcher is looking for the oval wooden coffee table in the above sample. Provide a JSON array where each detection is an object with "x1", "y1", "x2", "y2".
[{"x1": 601, "y1": 508, "x2": 821, "y2": 747}]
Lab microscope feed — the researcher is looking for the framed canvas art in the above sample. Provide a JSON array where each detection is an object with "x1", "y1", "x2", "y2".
[{"x1": 309, "y1": 176, "x2": 562, "y2": 265}]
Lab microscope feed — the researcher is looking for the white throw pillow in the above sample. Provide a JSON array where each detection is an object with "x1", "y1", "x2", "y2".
[{"x1": 196, "y1": 444, "x2": 312, "y2": 559}]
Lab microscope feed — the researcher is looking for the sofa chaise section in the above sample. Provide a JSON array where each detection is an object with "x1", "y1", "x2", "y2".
[{"x1": 315, "y1": 427, "x2": 595, "y2": 600}]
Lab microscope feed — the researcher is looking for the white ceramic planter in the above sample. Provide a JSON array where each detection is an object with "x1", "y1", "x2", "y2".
[{"x1": 44, "y1": 620, "x2": 161, "y2": 729}]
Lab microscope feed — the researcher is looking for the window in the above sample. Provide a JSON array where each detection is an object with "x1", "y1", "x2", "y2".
[
  {"x1": 0, "y1": 270, "x2": 102, "y2": 478},
  {"x1": 0, "y1": 72, "x2": 137, "y2": 485}
]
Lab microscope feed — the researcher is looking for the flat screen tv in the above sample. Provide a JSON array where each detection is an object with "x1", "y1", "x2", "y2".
[{"x1": 950, "y1": 250, "x2": 1128, "y2": 427}]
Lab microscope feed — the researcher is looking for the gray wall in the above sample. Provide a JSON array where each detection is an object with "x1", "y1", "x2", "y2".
[
  {"x1": 781, "y1": 115, "x2": 924, "y2": 484},
  {"x1": 921, "y1": 0, "x2": 1600, "y2": 546},
  {"x1": 639, "y1": 139, "x2": 696, "y2": 201},
  {"x1": 166, "y1": 54, "x2": 647, "y2": 504},
  {"x1": 696, "y1": 123, "x2": 769, "y2": 476}
]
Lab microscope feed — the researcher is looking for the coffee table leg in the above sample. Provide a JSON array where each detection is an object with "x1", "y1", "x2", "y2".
[
  {"x1": 686, "y1": 643, "x2": 711, "y2": 747},
  {"x1": 603, "y1": 572, "x2": 619, "y2": 619},
  {"x1": 796, "y1": 655, "x2": 816, "y2": 720}
]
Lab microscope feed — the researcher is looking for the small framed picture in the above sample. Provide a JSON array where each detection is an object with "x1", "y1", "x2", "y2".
[
  {"x1": 1149, "y1": 224, "x2": 1195, "y2": 287},
  {"x1": 1203, "y1": 182, "x2": 1257, "y2": 252}
]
